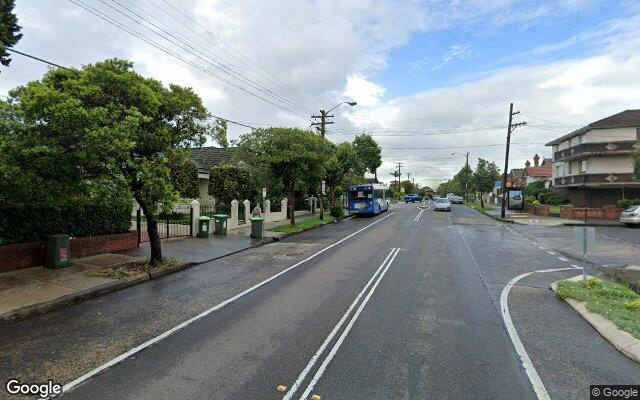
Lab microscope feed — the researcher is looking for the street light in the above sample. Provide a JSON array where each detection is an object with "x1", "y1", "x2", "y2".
[
  {"x1": 451, "y1": 152, "x2": 470, "y2": 202},
  {"x1": 311, "y1": 101, "x2": 357, "y2": 221}
]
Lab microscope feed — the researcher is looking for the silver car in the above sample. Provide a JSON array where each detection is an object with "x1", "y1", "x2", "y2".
[
  {"x1": 620, "y1": 205, "x2": 640, "y2": 226},
  {"x1": 433, "y1": 197, "x2": 452, "y2": 212}
]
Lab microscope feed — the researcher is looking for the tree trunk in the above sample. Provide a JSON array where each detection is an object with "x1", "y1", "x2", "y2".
[
  {"x1": 135, "y1": 195, "x2": 163, "y2": 265},
  {"x1": 374, "y1": 169, "x2": 378, "y2": 182},
  {"x1": 288, "y1": 189, "x2": 296, "y2": 227},
  {"x1": 479, "y1": 192, "x2": 484, "y2": 209},
  {"x1": 328, "y1": 186, "x2": 336, "y2": 204}
]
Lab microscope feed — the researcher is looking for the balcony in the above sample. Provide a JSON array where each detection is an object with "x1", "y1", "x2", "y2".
[
  {"x1": 554, "y1": 173, "x2": 639, "y2": 187},
  {"x1": 553, "y1": 140, "x2": 640, "y2": 162}
]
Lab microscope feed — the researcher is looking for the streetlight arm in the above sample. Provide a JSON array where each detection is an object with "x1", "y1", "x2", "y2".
[{"x1": 326, "y1": 101, "x2": 357, "y2": 114}]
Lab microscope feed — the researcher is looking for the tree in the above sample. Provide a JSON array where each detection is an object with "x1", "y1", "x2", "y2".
[
  {"x1": 208, "y1": 164, "x2": 252, "y2": 211},
  {"x1": 211, "y1": 118, "x2": 229, "y2": 148},
  {"x1": 324, "y1": 142, "x2": 365, "y2": 204},
  {"x1": 353, "y1": 134, "x2": 382, "y2": 181},
  {"x1": 235, "y1": 127, "x2": 330, "y2": 226},
  {"x1": 633, "y1": 150, "x2": 640, "y2": 182},
  {"x1": 2, "y1": 59, "x2": 214, "y2": 263},
  {"x1": 169, "y1": 156, "x2": 199, "y2": 199},
  {"x1": 471, "y1": 158, "x2": 500, "y2": 208},
  {"x1": 0, "y1": 0, "x2": 22, "y2": 68}
]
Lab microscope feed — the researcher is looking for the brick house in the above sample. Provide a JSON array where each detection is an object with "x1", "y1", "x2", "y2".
[
  {"x1": 545, "y1": 109, "x2": 640, "y2": 207},
  {"x1": 507, "y1": 154, "x2": 552, "y2": 188}
]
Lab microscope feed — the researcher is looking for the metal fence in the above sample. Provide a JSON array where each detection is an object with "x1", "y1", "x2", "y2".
[{"x1": 134, "y1": 203, "x2": 193, "y2": 244}]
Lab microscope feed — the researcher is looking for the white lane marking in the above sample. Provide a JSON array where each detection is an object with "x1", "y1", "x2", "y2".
[
  {"x1": 61, "y1": 211, "x2": 398, "y2": 394},
  {"x1": 282, "y1": 248, "x2": 397, "y2": 400},
  {"x1": 558, "y1": 256, "x2": 570, "y2": 262},
  {"x1": 501, "y1": 267, "x2": 573, "y2": 400},
  {"x1": 298, "y1": 248, "x2": 402, "y2": 400},
  {"x1": 546, "y1": 251, "x2": 556, "y2": 255},
  {"x1": 413, "y1": 208, "x2": 424, "y2": 222},
  {"x1": 570, "y1": 264, "x2": 582, "y2": 270},
  {"x1": 538, "y1": 246, "x2": 547, "y2": 250}
]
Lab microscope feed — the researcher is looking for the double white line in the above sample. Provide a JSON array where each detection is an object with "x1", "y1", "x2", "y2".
[
  {"x1": 413, "y1": 208, "x2": 425, "y2": 222},
  {"x1": 283, "y1": 247, "x2": 402, "y2": 400}
]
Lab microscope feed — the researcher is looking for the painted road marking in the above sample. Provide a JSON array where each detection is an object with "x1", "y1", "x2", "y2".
[
  {"x1": 299, "y1": 248, "x2": 402, "y2": 400},
  {"x1": 500, "y1": 267, "x2": 573, "y2": 400},
  {"x1": 546, "y1": 251, "x2": 556, "y2": 255},
  {"x1": 538, "y1": 246, "x2": 547, "y2": 250},
  {"x1": 413, "y1": 208, "x2": 425, "y2": 222},
  {"x1": 61, "y1": 211, "x2": 398, "y2": 395},
  {"x1": 283, "y1": 248, "x2": 399, "y2": 400},
  {"x1": 558, "y1": 256, "x2": 570, "y2": 262},
  {"x1": 571, "y1": 264, "x2": 582, "y2": 270}
]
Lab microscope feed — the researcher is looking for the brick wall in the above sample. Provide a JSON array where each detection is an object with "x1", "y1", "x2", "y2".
[
  {"x1": 559, "y1": 206, "x2": 621, "y2": 220},
  {"x1": 0, "y1": 231, "x2": 138, "y2": 273}
]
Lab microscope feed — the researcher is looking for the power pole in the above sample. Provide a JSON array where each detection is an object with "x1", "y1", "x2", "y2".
[
  {"x1": 395, "y1": 162, "x2": 404, "y2": 199},
  {"x1": 463, "y1": 153, "x2": 469, "y2": 202},
  {"x1": 501, "y1": 103, "x2": 527, "y2": 218},
  {"x1": 311, "y1": 110, "x2": 334, "y2": 138}
]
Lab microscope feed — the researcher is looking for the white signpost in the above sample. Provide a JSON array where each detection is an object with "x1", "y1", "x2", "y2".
[
  {"x1": 573, "y1": 227, "x2": 596, "y2": 280},
  {"x1": 262, "y1": 187, "x2": 267, "y2": 200},
  {"x1": 321, "y1": 180, "x2": 326, "y2": 196}
]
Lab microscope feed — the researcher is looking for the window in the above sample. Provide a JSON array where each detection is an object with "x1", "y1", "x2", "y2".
[
  {"x1": 568, "y1": 162, "x2": 572, "y2": 175},
  {"x1": 637, "y1": 127, "x2": 640, "y2": 141},
  {"x1": 555, "y1": 165, "x2": 563, "y2": 177},
  {"x1": 580, "y1": 160, "x2": 587, "y2": 173}
]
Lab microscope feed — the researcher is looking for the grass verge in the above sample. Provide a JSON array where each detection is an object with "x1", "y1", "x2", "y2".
[
  {"x1": 88, "y1": 257, "x2": 184, "y2": 279},
  {"x1": 267, "y1": 215, "x2": 337, "y2": 234},
  {"x1": 556, "y1": 277, "x2": 640, "y2": 339}
]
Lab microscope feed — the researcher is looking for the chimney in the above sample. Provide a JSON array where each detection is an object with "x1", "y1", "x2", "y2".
[
  {"x1": 533, "y1": 154, "x2": 540, "y2": 167},
  {"x1": 525, "y1": 160, "x2": 531, "y2": 167}
]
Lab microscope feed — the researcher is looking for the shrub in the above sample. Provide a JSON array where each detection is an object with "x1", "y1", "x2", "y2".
[
  {"x1": 0, "y1": 189, "x2": 133, "y2": 245},
  {"x1": 618, "y1": 199, "x2": 633, "y2": 210},
  {"x1": 546, "y1": 195, "x2": 569, "y2": 206},
  {"x1": 329, "y1": 203, "x2": 344, "y2": 220},
  {"x1": 530, "y1": 199, "x2": 540, "y2": 205}
]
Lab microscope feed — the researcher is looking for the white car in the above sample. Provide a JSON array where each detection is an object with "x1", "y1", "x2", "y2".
[
  {"x1": 620, "y1": 205, "x2": 640, "y2": 226},
  {"x1": 433, "y1": 197, "x2": 452, "y2": 212}
]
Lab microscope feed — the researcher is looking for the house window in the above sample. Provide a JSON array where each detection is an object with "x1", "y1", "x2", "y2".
[
  {"x1": 637, "y1": 127, "x2": 640, "y2": 141},
  {"x1": 556, "y1": 165, "x2": 563, "y2": 177},
  {"x1": 568, "y1": 162, "x2": 572, "y2": 175},
  {"x1": 580, "y1": 160, "x2": 587, "y2": 173}
]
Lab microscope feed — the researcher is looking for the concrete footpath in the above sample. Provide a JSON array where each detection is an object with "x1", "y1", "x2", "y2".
[
  {"x1": 0, "y1": 233, "x2": 270, "y2": 322},
  {"x1": 483, "y1": 207, "x2": 624, "y2": 227}
]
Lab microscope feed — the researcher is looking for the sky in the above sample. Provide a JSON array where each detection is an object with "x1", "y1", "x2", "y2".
[{"x1": 2, "y1": 0, "x2": 640, "y2": 189}]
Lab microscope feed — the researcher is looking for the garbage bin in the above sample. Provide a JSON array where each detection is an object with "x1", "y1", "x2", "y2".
[
  {"x1": 213, "y1": 214, "x2": 229, "y2": 235},
  {"x1": 249, "y1": 217, "x2": 264, "y2": 239},
  {"x1": 197, "y1": 216, "x2": 211, "y2": 238},
  {"x1": 45, "y1": 234, "x2": 73, "y2": 269}
]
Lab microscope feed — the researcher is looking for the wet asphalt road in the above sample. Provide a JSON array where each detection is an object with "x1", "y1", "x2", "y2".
[{"x1": 2, "y1": 203, "x2": 638, "y2": 399}]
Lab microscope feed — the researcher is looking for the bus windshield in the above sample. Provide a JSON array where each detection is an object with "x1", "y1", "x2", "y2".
[{"x1": 349, "y1": 189, "x2": 372, "y2": 200}]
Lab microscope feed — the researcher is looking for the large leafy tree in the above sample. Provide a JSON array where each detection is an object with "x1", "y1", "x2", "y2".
[
  {"x1": 0, "y1": 0, "x2": 22, "y2": 68},
  {"x1": 633, "y1": 150, "x2": 640, "y2": 182},
  {"x1": 353, "y1": 134, "x2": 382, "y2": 181},
  {"x1": 471, "y1": 158, "x2": 500, "y2": 208},
  {"x1": 235, "y1": 127, "x2": 330, "y2": 226},
  {"x1": 208, "y1": 164, "x2": 252, "y2": 211},
  {"x1": 324, "y1": 142, "x2": 365, "y2": 204},
  {"x1": 2, "y1": 59, "x2": 213, "y2": 263}
]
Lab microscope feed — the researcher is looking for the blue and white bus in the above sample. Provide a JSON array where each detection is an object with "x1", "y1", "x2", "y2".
[{"x1": 347, "y1": 183, "x2": 391, "y2": 215}]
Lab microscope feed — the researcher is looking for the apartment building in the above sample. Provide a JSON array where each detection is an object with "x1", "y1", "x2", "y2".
[{"x1": 545, "y1": 109, "x2": 640, "y2": 207}]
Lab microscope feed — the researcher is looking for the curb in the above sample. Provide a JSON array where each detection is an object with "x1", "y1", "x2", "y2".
[
  {"x1": 551, "y1": 276, "x2": 640, "y2": 364},
  {"x1": 0, "y1": 214, "x2": 355, "y2": 324},
  {"x1": 563, "y1": 222, "x2": 625, "y2": 227}
]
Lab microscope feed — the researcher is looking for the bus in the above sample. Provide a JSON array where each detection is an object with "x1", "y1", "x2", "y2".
[{"x1": 347, "y1": 183, "x2": 391, "y2": 215}]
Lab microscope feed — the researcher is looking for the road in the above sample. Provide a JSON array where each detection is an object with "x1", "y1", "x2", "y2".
[{"x1": 1, "y1": 203, "x2": 638, "y2": 399}]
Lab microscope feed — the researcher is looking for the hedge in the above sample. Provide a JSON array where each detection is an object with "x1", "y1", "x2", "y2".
[
  {"x1": 617, "y1": 199, "x2": 640, "y2": 210},
  {"x1": 0, "y1": 192, "x2": 133, "y2": 245}
]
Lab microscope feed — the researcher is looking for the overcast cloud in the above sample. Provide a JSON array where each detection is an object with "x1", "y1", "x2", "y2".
[{"x1": 2, "y1": 0, "x2": 639, "y2": 189}]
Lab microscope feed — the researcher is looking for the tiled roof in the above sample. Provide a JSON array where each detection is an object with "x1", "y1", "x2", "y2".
[
  {"x1": 546, "y1": 109, "x2": 640, "y2": 145},
  {"x1": 188, "y1": 147, "x2": 235, "y2": 172},
  {"x1": 525, "y1": 164, "x2": 552, "y2": 178},
  {"x1": 509, "y1": 168, "x2": 525, "y2": 179}
]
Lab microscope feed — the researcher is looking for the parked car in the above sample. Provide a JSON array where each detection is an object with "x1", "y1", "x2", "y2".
[
  {"x1": 433, "y1": 197, "x2": 452, "y2": 212},
  {"x1": 620, "y1": 205, "x2": 640, "y2": 227},
  {"x1": 404, "y1": 194, "x2": 422, "y2": 203},
  {"x1": 449, "y1": 195, "x2": 464, "y2": 204}
]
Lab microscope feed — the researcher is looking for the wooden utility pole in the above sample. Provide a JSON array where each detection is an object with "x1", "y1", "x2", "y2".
[
  {"x1": 311, "y1": 110, "x2": 334, "y2": 138},
  {"x1": 501, "y1": 103, "x2": 527, "y2": 218}
]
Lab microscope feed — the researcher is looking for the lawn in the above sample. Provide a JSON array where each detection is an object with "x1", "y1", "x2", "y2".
[
  {"x1": 548, "y1": 205, "x2": 561, "y2": 214},
  {"x1": 466, "y1": 201, "x2": 495, "y2": 212},
  {"x1": 267, "y1": 214, "x2": 336, "y2": 233},
  {"x1": 556, "y1": 278, "x2": 640, "y2": 339}
]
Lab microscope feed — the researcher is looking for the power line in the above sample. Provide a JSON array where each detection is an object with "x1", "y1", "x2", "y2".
[
  {"x1": 94, "y1": 0, "x2": 313, "y2": 117},
  {"x1": 5, "y1": 48, "x2": 77, "y2": 72},
  {"x1": 67, "y1": 0, "x2": 310, "y2": 120}
]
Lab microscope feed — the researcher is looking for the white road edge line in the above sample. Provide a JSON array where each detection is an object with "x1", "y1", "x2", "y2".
[
  {"x1": 282, "y1": 247, "x2": 397, "y2": 400},
  {"x1": 298, "y1": 248, "x2": 402, "y2": 400},
  {"x1": 500, "y1": 267, "x2": 573, "y2": 400},
  {"x1": 570, "y1": 264, "x2": 582, "y2": 270},
  {"x1": 558, "y1": 256, "x2": 570, "y2": 262},
  {"x1": 60, "y1": 211, "x2": 398, "y2": 394}
]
